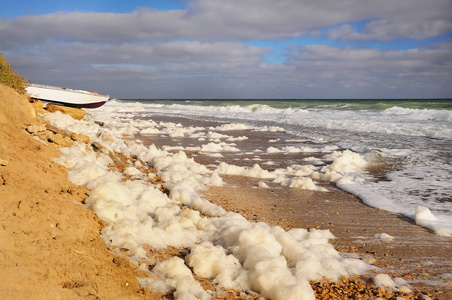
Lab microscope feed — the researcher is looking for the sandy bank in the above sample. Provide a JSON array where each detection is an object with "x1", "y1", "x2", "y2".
[{"x1": 0, "y1": 85, "x2": 161, "y2": 299}]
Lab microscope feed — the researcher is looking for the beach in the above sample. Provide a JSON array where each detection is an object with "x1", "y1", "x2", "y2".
[
  {"x1": 1, "y1": 86, "x2": 451, "y2": 299},
  {"x1": 141, "y1": 114, "x2": 452, "y2": 298}
]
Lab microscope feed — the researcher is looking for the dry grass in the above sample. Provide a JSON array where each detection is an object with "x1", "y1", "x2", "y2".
[{"x1": 0, "y1": 52, "x2": 28, "y2": 95}]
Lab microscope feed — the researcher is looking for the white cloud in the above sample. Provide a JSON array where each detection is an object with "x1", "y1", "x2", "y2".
[
  {"x1": 326, "y1": 0, "x2": 452, "y2": 41},
  {"x1": 10, "y1": 41, "x2": 267, "y2": 70},
  {"x1": 14, "y1": 41, "x2": 450, "y2": 99},
  {"x1": 0, "y1": 9, "x2": 191, "y2": 49},
  {"x1": 283, "y1": 43, "x2": 452, "y2": 95},
  {"x1": 1, "y1": 0, "x2": 451, "y2": 49},
  {"x1": 1, "y1": 0, "x2": 451, "y2": 98},
  {"x1": 6, "y1": 39, "x2": 452, "y2": 99},
  {"x1": 328, "y1": 19, "x2": 452, "y2": 42}
]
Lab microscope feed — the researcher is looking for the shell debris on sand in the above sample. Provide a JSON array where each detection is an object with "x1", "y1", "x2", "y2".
[{"x1": 310, "y1": 276, "x2": 440, "y2": 299}]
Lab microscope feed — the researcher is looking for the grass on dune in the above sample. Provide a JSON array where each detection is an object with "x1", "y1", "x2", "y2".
[{"x1": 0, "y1": 52, "x2": 27, "y2": 95}]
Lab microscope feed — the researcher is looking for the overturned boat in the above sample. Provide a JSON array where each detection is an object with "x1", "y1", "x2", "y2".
[{"x1": 26, "y1": 83, "x2": 110, "y2": 109}]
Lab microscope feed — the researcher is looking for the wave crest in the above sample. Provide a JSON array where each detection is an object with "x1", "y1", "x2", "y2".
[{"x1": 382, "y1": 106, "x2": 452, "y2": 122}]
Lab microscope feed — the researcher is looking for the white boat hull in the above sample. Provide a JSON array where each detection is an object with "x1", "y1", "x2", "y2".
[{"x1": 26, "y1": 84, "x2": 109, "y2": 108}]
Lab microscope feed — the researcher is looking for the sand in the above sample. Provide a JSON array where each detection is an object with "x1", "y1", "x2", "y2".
[
  {"x1": 1, "y1": 86, "x2": 451, "y2": 299},
  {"x1": 0, "y1": 85, "x2": 162, "y2": 299}
]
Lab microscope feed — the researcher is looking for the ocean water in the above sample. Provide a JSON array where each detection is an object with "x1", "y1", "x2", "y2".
[{"x1": 106, "y1": 98, "x2": 452, "y2": 235}]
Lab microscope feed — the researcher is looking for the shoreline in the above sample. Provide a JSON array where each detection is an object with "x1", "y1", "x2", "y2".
[
  {"x1": 1, "y1": 86, "x2": 450, "y2": 299},
  {"x1": 137, "y1": 115, "x2": 452, "y2": 298}
]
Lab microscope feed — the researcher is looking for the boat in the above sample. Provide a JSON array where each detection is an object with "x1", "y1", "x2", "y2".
[{"x1": 26, "y1": 83, "x2": 110, "y2": 109}]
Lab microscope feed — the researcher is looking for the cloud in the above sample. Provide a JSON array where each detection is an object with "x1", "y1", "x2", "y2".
[
  {"x1": 328, "y1": 19, "x2": 452, "y2": 42},
  {"x1": 1, "y1": 0, "x2": 451, "y2": 98},
  {"x1": 10, "y1": 40, "x2": 267, "y2": 69},
  {"x1": 283, "y1": 42, "x2": 452, "y2": 95},
  {"x1": 0, "y1": 9, "x2": 191, "y2": 49},
  {"x1": 16, "y1": 41, "x2": 451, "y2": 99},
  {"x1": 7, "y1": 40, "x2": 269, "y2": 97},
  {"x1": 326, "y1": 0, "x2": 452, "y2": 41},
  {"x1": 2, "y1": 0, "x2": 450, "y2": 50},
  {"x1": 6, "y1": 36, "x2": 452, "y2": 99}
]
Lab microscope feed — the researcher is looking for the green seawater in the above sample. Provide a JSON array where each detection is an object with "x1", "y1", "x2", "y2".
[{"x1": 123, "y1": 98, "x2": 452, "y2": 111}]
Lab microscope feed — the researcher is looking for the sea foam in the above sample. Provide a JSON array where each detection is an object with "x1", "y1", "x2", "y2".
[
  {"x1": 46, "y1": 107, "x2": 377, "y2": 299},
  {"x1": 46, "y1": 98, "x2": 452, "y2": 298}
]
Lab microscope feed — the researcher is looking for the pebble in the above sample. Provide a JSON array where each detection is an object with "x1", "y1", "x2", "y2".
[
  {"x1": 56, "y1": 221, "x2": 69, "y2": 231},
  {"x1": 71, "y1": 132, "x2": 90, "y2": 144},
  {"x1": 25, "y1": 122, "x2": 92, "y2": 147},
  {"x1": 49, "y1": 133, "x2": 73, "y2": 147},
  {"x1": 45, "y1": 124, "x2": 60, "y2": 134},
  {"x1": 46, "y1": 104, "x2": 86, "y2": 120},
  {"x1": 310, "y1": 276, "x2": 439, "y2": 300},
  {"x1": 26, "y1": 123, "x2": 46, "y2": 135}
]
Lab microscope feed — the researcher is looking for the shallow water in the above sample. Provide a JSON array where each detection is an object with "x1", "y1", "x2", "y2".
[{"x1": 101, "y1": 98, "x2": 452, "y2": 234}]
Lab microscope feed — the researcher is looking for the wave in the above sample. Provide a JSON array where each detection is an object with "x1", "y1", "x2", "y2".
[
  {"x1": 382, "y1": 106, "x2": 452, "y2": 122},
  {"x1": 107, "y1": 100, "x2": 452, "y2": 139}
]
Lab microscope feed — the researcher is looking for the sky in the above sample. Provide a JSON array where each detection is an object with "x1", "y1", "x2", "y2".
[{"x1": 1, "y1": 0, "x2": 452, "y2": 99}]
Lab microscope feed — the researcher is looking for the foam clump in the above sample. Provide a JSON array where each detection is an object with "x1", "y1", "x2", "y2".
[
  {"x1": 216, "y1": 162, "x2": 277, "y2": 179},
  {"x1": 124, "y1": 166, "x2": 142, "y2": 176},
  {"x1": 258, "y1": 180, "x2": 269, "y2": 188},
  {"x1": 140, "y1": 257, "x2": 211, "y2": 300},
  {"x1": 140, "y1": 127, "x2": 160, "y2": 134},
  {"x1": 415, "y1": 206, "x2": 438, "y2": 225},
  {"x1": 186, "y1": 241, "x2": 250, "y2": 290},
  {"x1": 215, "y1": 222, "x2": 318, "y2": 300},
  {"x1": 267, "y1": 145, "x2": 338, "y2": 154},
  {"x1": 258, "y1": 125, "x2": 285, "y2": 132},
  {"x1": 284, "y1": 164, "x2": 317, "y2": 177},
  {"x1": 415, "y1": 206, "x2": 451, "y2": 237},
  {"x1": 213, "y1": 123, "x2": 251, "y2": 131},
  {"x1": 44, "y1": 111, "x2": 98, "y2": 138},
  {"x1": 374, "y1": 233, "x2": 393, "y2": 241},
  {"x1": 201, "y1": 142, "x2": 240, "y2": 152},
  {"x1": 277, "y1": 176, "x2": 328, "y2": 192},
  {"x1": 266, "y1": 146, "x2": 281, "y2": 153},
  {"x1": 373, "y1": 274, "x2": 411, "y2": 293},
  {"x1": 321, "y1": 150, "x2": 367, "y2": 175},
  {"x1": 218, "y1": 149, "x2": 369, "y2": 191}
]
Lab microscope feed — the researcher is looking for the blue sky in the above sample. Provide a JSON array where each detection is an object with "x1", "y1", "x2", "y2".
[
  {"x1": 2, "y1": 1, "x2": 187, "y2": 18},
  {"x1": 1, "y1": 0, "x2": 451, "y2": 99}
]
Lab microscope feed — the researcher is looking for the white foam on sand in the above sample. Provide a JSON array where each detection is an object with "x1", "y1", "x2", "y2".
[
  {"x1": 415, "y1": 206, "x2": 451, "y2": 237},
  {"x1": 45, "y1": 106, "x2": 452, "y2": 237},
  {"x1": 214, "y1": 150, "x2": 371, "y2": 192},
  {"x1": 373, "y1": 274, "x2": 412, "y2": 294},
  {"x1": 46, "y1": 110, "x2": 377, "y2": 300},
  {"x1": 267, "y1": 145, "x2": 339, "y2": 154},
  {"x1": 374, "y1": 233, "x2": 394, "y2": 242}
]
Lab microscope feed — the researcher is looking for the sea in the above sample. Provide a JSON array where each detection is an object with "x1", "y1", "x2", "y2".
[{"x1": 98, "y1": 98, "x2": 452, "y2": 236}]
